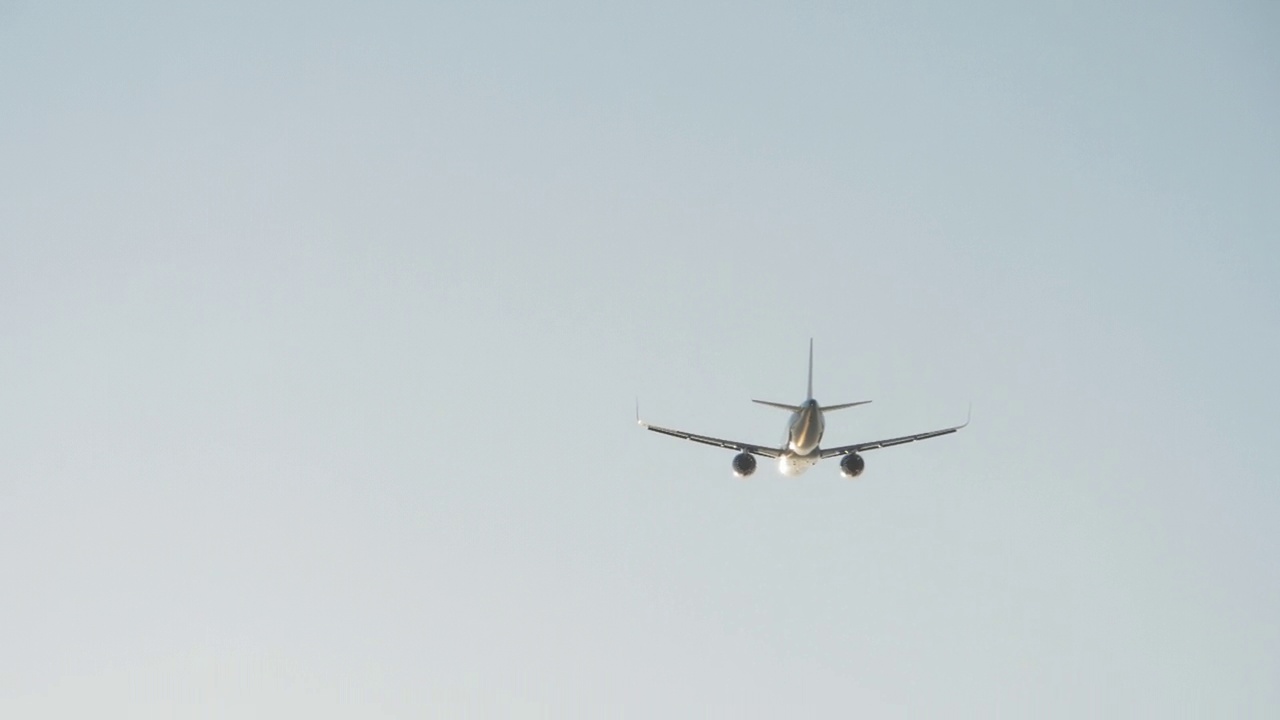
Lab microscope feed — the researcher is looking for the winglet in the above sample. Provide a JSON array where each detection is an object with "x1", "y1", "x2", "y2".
[
  {"x1": 807, "y1": 338, "x2": 814, "y2": 400},
  {"x1": 960, "y1": 402, "x2": 972, "y2": 429},
  {"x1": 636, "y1": 397, "x2": 646, "y2": 427}
]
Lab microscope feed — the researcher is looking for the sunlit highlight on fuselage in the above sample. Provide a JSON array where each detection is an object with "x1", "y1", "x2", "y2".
[{"x1": 786, "y1": 399, "x2": 825, "y2": 455}]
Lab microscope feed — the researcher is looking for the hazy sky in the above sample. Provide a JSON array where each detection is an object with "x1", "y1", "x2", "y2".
[{"x1": 2, "y1": 1, "x2": 1278, "y2": 717}]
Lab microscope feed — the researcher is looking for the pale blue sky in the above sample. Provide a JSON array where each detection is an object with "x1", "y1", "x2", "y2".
[{"x1": 2, "y1": 1, "x2": 1278, "y2": 717}]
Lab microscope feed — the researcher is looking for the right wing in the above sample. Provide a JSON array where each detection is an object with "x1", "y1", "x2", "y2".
[
  {"x1": 819, "y1": 413, "x2": 969, "y2": 459},
  {"x1": 639, "y1": 418, "x2": 783, "y2": 459}
]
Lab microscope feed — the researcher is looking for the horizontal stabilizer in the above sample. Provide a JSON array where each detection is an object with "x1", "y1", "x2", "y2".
[
  {"x1": 752, "y1": 399, "x2": 803, "y2": 412},
  {"x1": 820, "y1": 400, "x2": 873, "y2": 412}
]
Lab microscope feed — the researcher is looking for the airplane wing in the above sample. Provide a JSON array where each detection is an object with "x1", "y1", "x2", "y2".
[
  {"x1": 818, "y1": 415, "x2": 969, "y2": 459},
  {"x1": 639, "y1": 419, "x2": 783, "y2": 459}
]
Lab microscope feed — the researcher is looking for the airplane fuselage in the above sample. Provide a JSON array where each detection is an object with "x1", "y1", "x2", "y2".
[
  {"x1": 786, "y1": 398, "x2": 825, "y2": 455},
  {"x1": 779, "y1": 399, "x2": 825, "y2": 476}
]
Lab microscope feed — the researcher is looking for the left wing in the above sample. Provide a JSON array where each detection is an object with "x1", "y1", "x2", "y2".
[
  {"x1": 639, "y1": 419, "x2": 783, "y2": 459},
  {"x1": 819, "y1": 415, "x2": 969, "y2": 459}
]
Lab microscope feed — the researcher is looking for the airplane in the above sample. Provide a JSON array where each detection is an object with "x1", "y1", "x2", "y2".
[{"x1": 638, "y1": 340, "x2": 967, "y2": 478}]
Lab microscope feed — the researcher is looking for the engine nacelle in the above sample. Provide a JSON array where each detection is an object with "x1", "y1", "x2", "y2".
[
  {"x1": 731, "y1": 452, "x2": 757, "y2": 478},
  {"x1": 839, "y1": 453, "x2": 865, "y2": 479}
]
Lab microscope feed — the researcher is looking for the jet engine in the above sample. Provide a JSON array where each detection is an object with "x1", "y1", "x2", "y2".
[
  {"x1": 839, "y1": 453, "x2": 865, "y2": 479},
  {"x1": 731, "y1": 452, "x2": 757, "y2": 478}
]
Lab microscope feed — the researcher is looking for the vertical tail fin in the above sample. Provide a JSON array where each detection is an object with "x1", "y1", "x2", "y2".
[{"x1": 807, "y1": 338, "x2": 814, "y2": 400}]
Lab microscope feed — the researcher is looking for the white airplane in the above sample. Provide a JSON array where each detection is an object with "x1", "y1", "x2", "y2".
[{"x1": 638, "y1": 340, "x2": 967, "y2": 477}]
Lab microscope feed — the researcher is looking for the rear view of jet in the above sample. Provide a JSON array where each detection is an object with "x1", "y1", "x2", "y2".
[{"x1": 638, "y1": 340, "x2": 966, "y2": 477}]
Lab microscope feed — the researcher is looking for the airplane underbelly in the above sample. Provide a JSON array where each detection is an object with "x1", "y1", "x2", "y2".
[{"x1": 778, "y1": 453, "x2": 819, "y2": 476}]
